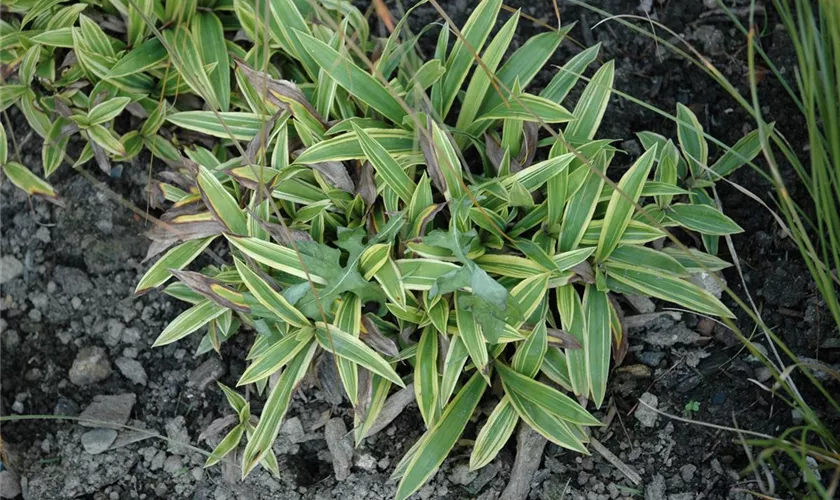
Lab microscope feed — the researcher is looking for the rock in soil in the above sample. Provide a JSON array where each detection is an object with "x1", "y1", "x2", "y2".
[
  {"x1": 79, "y1": 393, "x2": 136, "y2": 429},
  {"x1": 81, "y1": 428, "x2": 118, "y2": 455},
  {"x1": 115, "y1": 357, "x2": 147, "y2": 386},
  {"x1": 165, "y1": 416, "x2": 191, "y2": 456},
  {"x1": 324, "y1": 418, "x2": 353, "y2": 481},
  {"x1": 187, "y1": 358, "x2": 226, "y2": 390},
  {"x1": 449, "y1": 463, "x2": 478, "y2": 486},
  {"x1": 68, "y1": 346, "x2": 112, "y2": 386},
  {"x1": 645, "y1": 473, "x2": 667, "y2": 500},
  {"x1": 163, "y1": 455, "x2": 184, "y2": 476},
  {"x1": 634, "y1": 392, "x2": 659, "y2": 428},
  {"x1": 0, "y1": 255, "x2": 24, "y2": 284},
  {"x1": 0, "y1": 469, "x2": 21, "y2": 499}
]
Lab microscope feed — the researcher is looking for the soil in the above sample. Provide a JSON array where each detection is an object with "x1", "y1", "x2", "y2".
[{"x1": 2, "y1": 1, "x2": 839, "y2": 499}]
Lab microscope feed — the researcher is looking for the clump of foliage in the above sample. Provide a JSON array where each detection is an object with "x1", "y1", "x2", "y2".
[{"x1": 2, "y1": 0, "x2": 752, "y2": 498}]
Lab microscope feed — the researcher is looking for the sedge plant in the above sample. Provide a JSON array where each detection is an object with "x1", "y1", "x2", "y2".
[
  {"x1": 0, "y1": 0, "x2": 756, "y2": 498},
  {"x1": 565, "y1": 0, "x2": 840, "y2": 495}
]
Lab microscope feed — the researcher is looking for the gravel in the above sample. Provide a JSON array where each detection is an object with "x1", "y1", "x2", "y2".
[
  {"x1": 0, "y1": 255, "x2": 24, "y2": 284},
  {"x1": 448, "y1": 463, "x2": 478, "y2": 486},
  {"x1": 81, "y1": 429, "x2": 119, "y2": 455},
  {"x1": 634, "y1": 392, "x2": 659, "y2": 428},
  {"x1": 165, "y1": 416, "x2": 191, "y2": 456},
  {"x1": 680, "y1": 464, "x2": 697, "y2": 482},
  {"x1": 115, "y1": 357, "x2": 147, "y2": 386},
  {"x1": 187, "y1": 358, "x2": 226, "y2": 390},
  {"x1": 53, "y1": 265, "x2": 93, "y2": 295},
  {"x1": 645, "y1": 474, "x2": 667, "y2": 500},
  {"x1": 79, "y1": 393, "x2": 136, "y2": 429},
  {"x1": 163, "y1": 455, "x2": 184, "y2": 476},
  {"x1": 69, "y1": 346, "x2": 113, "y2": 386},
  {"x1": 0, "y1": 470, "x2": 21, "y2": 499}
]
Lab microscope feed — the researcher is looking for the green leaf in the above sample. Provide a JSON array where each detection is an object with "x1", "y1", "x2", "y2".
[
  {"x1": 553, "y1": 247, "x2": 597, "y2": 271},
  {"x1": 192, "y1": 161, "x2": 248, "y2": 234},
  {"x1": 22, "y1": 0, "x2": 65, "y2": 28},
  {"x1": 475, "y1": 254, "x2": 547, "y2": 278},
  {"x1": 163, "y1": 26, "x2": 220, "y2": 109},
  {"x1": 228, "y1": 235, "x2": 326, "y2": 283},
  {"x1": 206, "y1": 424, "x2": 245, "y2": 467},
  {"x1": 497, "y1": 362, "x2": 600, "y2": 426},
  {"x1": 0, "y1": 122, "x2": 7, "y2": 165},
  {"x1": 3, "y1": 160, "x2": 61, "y2": 204},
  {"x1": 500, "y1": 153, "x2": 575, "y2": 192},
  {"x1": 353, "y1": 124, "x2": 416, "y2": 204},
  {"x1": 193, "y1": 12, "x2": 231, "y2": 111},
  {"x1": 136, "y1": 238, "x2": 216, "y2": 294},
  {"x1": 241, "y1": 340, "x2": 317, "y2": 476},
  {"x1": 477, "y1": 94, "x2": 574, "y2": 123},
  {"x1": 469, "y1": 396, "x2": 518, "y2": 470},
  {"x1": 85, "y1": 124, "x2": 124, "y2": 155},
  {"x1": 398, "y1": 259, "x2": 461, "y2": 290},
  {"x1": 675, "y1": 103, "x2": 708, "y2": 176},
  {"x1": 580, "y1": 219, "x2": 665, "y2": 247},
  {"x1": 415, "y1": 325, "x2": 440, "y2": 428},
  {"x1": 476, "y1": 29, "x2": 567, "y2": 117},
  {"x1": 660, "y1": 247, "x2": 732, "y2": 273},
  {"x1": 108, "y1": 38, "x2": 167, "y2": 79},
  {"x1": 315, "y1": 323, "x2": 404, "y2": 387},
  {"x1": 608, "y1": 245, "x2": 688, "y2": 277},
  {"x1": 295, "y1": 129, "x2": 415, "y2": 164},
  {"x1": 267, "y1": 0, "x2": 320, "y2": 79},
  {"x1": 238, "y1": 330, "x2": 314, "y2": 385},
  {"x1": 42, "y1": 118, "x2": 70, "y2": 177},
  {"x1": 291, "y1": 228, "x2": 392, "y2": 314},
  {"x1": 541, "y1": 43, "x2": 601, "y2": 104},
  {"x1": 233, "y1": 258, "x2": 310, "y2": 327},
  {"x1": 296, "y1": 31, "x2": 405, "y2": 124},
  {"x1": 454, "y1": 292, "x2": 488, "y2": 379},
  {"x1": 557, "y1": 285, "x2": 588, "y2": 397},
  {"x1": 374, "y1": 258, "x2": 407, "y2": 310},
  {"x1": 30, "y1": 28, "x2": 75, "y2": 48},
  {"x1": 710, "y1": 127, "x2": 768, "y2": 177},
  {"x1": 604, "y1": 262, "x2": 734, "y2": 317},
  {"x1": 565, "y1": 60, "x2": 615, "y2": 141},
  {"x1": 583, "y1": 286, "x2": 610, "y2": 408},
  {"x1": 541, "y1": 347, "x2": 573, "y2": 391},
  {"x1": 439, "y1": 335, "x2": 469, "y2": 407},
  {"x1": 430, "y1": 120, "x2": 464, "y2": 200},
  {"x1": 510, "y1": 274, "x2": 549, "y2": 326},
  {"x1": 432, "y1": 0, "x2": 501, "y2": 118},
  {"x1": 512, "y1": 320, "x2": 547, "y2": 378},
  {"x1": 219, "y1": 381, "x2": 248, "y2": 414},
  {"x1": 19, "y1": 89, "x2": 51, "y2": 138},
  {"x1": 504, "y1": 383, "x2": 588, "y2": 453},
  {"x1": 127, "y1": 0, "x2": 154, "y2": 46},
  {"x1": 455, "y1": 9, "x2": 519, "y2": 134},
  {"x1": 666, "y1": 203, "x2": 744, "y2": 235},
  {"x1": 654, "y1": 140, "x2": 680, "y2": 208},
  {"x1": 335, "y1": 293, "x2": 362, "y2": 406},
  {"x1": 167, "y1": 111, "x2": 270, "y2": 140},
  {"x1": 558, "y1": 153, "x2": 608, "y2": 251},
  {"x1": 395, "y1": 372, "x2": 487, "y2": 500},
  {"x1": 595, "y1": 146, "x2": 657, "y2": 261},
  {"x1": 0, "y1": 85, "x2": 27, "y2": 113},
  {"x1": 153, "y1": 300, "x2": 227, "y2": 346},
  {"x1": 88, "y1": 97, "x2": 131, "y2": 125}
]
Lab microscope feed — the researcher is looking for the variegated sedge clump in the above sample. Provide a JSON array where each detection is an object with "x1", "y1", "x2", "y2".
[{"x1": 4, "y1": 1, "x2": 749, "y2": 499}]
